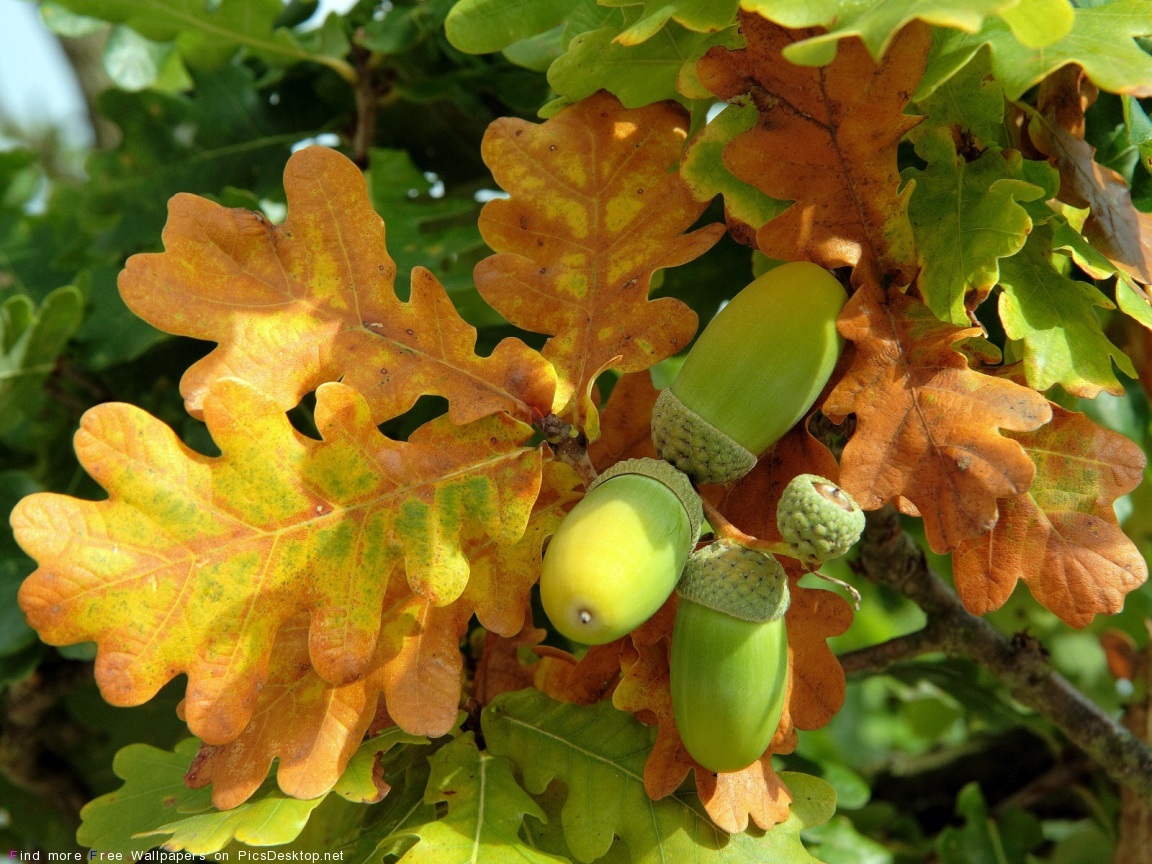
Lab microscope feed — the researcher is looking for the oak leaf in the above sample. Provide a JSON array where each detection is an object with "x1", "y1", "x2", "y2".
[
  {"x1": 741, "y1": 0, "x2": 1069, "y2": 67},
  {"x1": 587, "y1": 371, "x2": 661, "y2": 470},
  {"x1": 825, "y1": 283, "x2": 1053, "y2": 552},
  {"x1": 696, "y1": 13, "x2": 927, "y2": 287},
  {"x1": 475, "y1": 92, "x2": 724, "y2": 433},
  {"x1": 119, "y1": 145, "x2": 555, "y2": 425},
  {"x1": 14, "y1": 378, "x2": 542, "y2": 746},
  {"x1": 1027, "y1": 80, "x2": 1152, "y2": 286},
  {"x1": 953, "y1": 406, "x2": 1147, "y2": 627},
  {"x1": 919, "y1": 0, "x2": 1152, "y2": 101}
]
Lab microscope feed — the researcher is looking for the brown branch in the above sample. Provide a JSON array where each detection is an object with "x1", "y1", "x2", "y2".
[{"x1": 854, "y1": 504, "x2": 1152, "y2": 807}]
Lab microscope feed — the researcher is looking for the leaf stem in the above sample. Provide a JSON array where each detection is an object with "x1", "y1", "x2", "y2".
[{"x1": 854, "y1": 504, "x2": 1152, "y2": 808}]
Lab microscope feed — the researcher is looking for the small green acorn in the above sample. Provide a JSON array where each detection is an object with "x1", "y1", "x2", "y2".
[
  {"x1": 540, "y1": 458, "x2": 702, "y2": 645},
  {"x1": 670, "y1": 539, "x2": 790, "y2": 773},
  {"x1": 653, "y1": 262, "x2": 847, "y2": 485},
  {"x1": 776, "y1": 474, "x2": 865, "y2": 566}
]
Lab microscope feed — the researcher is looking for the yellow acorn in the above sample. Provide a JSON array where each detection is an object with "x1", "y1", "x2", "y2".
[{"x1": 540, "y1": 458, "x2": 702, "y2": 644}]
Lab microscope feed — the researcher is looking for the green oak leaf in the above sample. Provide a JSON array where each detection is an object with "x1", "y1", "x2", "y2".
[
  {"x1": 48, "y1": 0, "x2": 352, "y2": 79},
  {"x1": 545, "y1": 12, "x2": 725, "y2": 112},
  {"x1": 333, "y1": 727, "x2": 431, "y2": 805},
  {"x1": 918, "y1": 0, "x2": 1152, "y2": 100},
  {"x1": 444, "y1": 0, "x2": 580, "y2": 54},
  {"x1": 102, "y1": 25, "x2": 192, "y2": 93},
  {"x1": 740, "y1": 0, "x2": 1070, "y2": 67},
  {"x1": 907, "y1": 146, "x2": 1046, "y2": 324},
  {"x1": 385, "y1": 733, "x2": 566, "y2": 863},
  {"x1": 77, "y1": 739, "x2": 217, "y2": 856},
  {"x1": 1123, "y1": 95, "x2": 1152, "y2": 176},
  {"x1": 998, "y1": 226, "x2": 1135, "y2": 397},
  {"x1": 80, "y1": 730, "x2": 432, "y2": 856},
  {"x1": 0, "y1": 286, "x2": 84, "y2": 437},
  {"x1": 681, "y1": 104, "x2": 790, "y2": 240},
  {"x1": 483, "y1": 689, "x2": 833, "y2": 863},
  {"x1": 602, "y1": 0, "x2": 739, "y2": 46},
  {"x1": 910, "y1": 47, "x2": 1008, "y2": 151}
]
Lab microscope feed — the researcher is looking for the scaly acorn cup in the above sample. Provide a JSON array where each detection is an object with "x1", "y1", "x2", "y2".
[
  {"x1": 540, "y1": 458, "x2": 703, "y2": 645},
  {"x1": 653, "y1": 262, "x2": 848, "y2": 485},
  {"x1": 671, "y1": 539, "x2": 790, "y2": 773},
  {"x1": 776, "y1": 474, "x2": 866, "y2": 566}
]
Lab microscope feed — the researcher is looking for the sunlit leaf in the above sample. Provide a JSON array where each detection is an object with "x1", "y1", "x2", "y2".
[
  {"x1": 697, "y1": 13, "x2": 927, "y2": 287},
  {"x1": 953, "y1": 405, "x2": 1147, "y2": 627},
  {"x1": 14, "y1": 379, "x2": 542, "y2": 746},
  {"x1": 120, "y1": 146, "x2": 556, "y2": 424},
  {"x1": 825, "y1": 283, "x2": 1052, "y2": 552},
  {"x1": 475, "y1": 92, "x2": 723, "y2": 433}
]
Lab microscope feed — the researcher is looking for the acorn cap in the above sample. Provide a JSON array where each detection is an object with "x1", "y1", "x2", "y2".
[
  {"x1": 676, "y1": 538, "x2": 790, "y2": 623},
  {"x1": 590, "y1": 456, "x2": 704, "y2": 546},
  {"x1": 651, "y1": 389, "x2": 759, "y2": 486},
  {"x1": 776, "y1": 474, "x2": 865, "y2": 565}
]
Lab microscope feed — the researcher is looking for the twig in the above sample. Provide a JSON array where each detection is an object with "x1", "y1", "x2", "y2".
[{"x1": 853, "y1": 505, "x2": 1152, "y2": 807}]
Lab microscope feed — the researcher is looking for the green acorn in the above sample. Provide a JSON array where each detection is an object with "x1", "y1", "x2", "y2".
[
  {"x1": 670, "y1": 539, "x2": 790, "y2": 773},
  {"x1": 540, "y1": 458, "x2": 702, "y2": 645},
  {"x1": 653, "y1": 262, "x2": 847, "y2": 485},
  {"x1": 776, "y1": 474, "x2": 865, "y2": 566}
]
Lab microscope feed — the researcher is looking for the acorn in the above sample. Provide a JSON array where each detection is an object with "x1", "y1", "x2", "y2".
[
  {"x1": 540, "y1": 458, "x2": 703, "y2": 645},
  {"x1": 653, "y1": 262, "x2": 847, "y2": 485},
  {"x1": 670, "y1": 539, "x2": 790, "y2": 773},
  {"x1": 776, "y1": 474, "x2": 865, "y2": 566}
]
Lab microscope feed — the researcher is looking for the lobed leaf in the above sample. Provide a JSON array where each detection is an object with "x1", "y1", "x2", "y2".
[
  {"x1": 907, "y1": 144, "x2": 1046, "y2": 325},
  {"x1": 119, "y1": 145, "x2": 555, "y2": 425},
  {"x1": 825, "y1": 283, "x2": 1052, "y2": 552},
  {"x1": 484, "y1": 689, "x2": 829, "y2": 862},
  {"x1": 953, "y1": 405, "x2": 1147, "y2": 627},
  {"x1": 696, "y1": 13, "x2": 926, "y2": 288},
  {"x1": 475, "y1": 92, "x2": 723, "y2": 433},
  {"x1": 997, "y1": 226, "x2": 1134, "y2": 398},
  {"x1": 741, "y1": 0, "x2": 1069, "y2": 67},
  {"x1": 1027, "y1": 81, "x2": 1152, "y2": 287},
  {"x1": 918, "y1": 0, "x2": 1152, "y2": 100},
  {"x1": 386, "y1": 733, "x2": 566, "y2": 863},
  {"x1": 14, "y1": 378, "x2": 542, "y2": 747}
]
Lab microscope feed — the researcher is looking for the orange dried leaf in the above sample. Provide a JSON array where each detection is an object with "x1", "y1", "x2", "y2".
[
  {"x1": 475, "y1": 92, "x2": 724, "y2": 432},
  {"x1": 379, "y1": 595, "x2": 472, "y2": 737},
  {"x1": 786, "y1": 581, "x2": 853, "y2": 731},
  {"x1": 826, "y1": 283, "x2": 1052, "y2": 552},
  {"x1": 696, "y1": 14, "x2": 927, "y2": 287},
  {"x1": 14, "y1": 379, "x2": 542, "y2": 746},
  {"x1": 120, "y1": 146, "x2": 555, "y2": 423},
  {"x1": 953, "y1": 406, "x2": 1147, "y2": 627},
  {"x1": 694, "y1": 758, "x2": 793, "y2": 835},
  {"x1": 533, "y1": 642, "x2": 625, "y2": 706},
  {"x1": 184, "y1": 613, "x2": 388, "y2": 810}
]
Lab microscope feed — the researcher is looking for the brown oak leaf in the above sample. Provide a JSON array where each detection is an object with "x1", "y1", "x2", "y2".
[
  {"x1": 825, "y1": 283, "x2": 1052, "y2": 552},
  {"x1": 696, "y1": 14, "x2": 927, "y2": 288},
  {"x1": 1029, "y1": 66, "x2": 1152, "y2": 285},
  {"x1": 120, "y1": 145, "x2": 555, "y2": 424},
  {"x1": 587, "y1": 371, "x2": 661, "y2": 471},
  {"x1": 475, "y1": 92, "x2": 724, "y2": 433},
  {"x1": 953, "y1": 405, "x2": 1147, "y2": 627}
]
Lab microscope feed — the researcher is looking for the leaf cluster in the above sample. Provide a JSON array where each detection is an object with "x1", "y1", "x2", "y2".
[{"x1": 3, "y1": 1, "x2": 1152, "y2": 863}]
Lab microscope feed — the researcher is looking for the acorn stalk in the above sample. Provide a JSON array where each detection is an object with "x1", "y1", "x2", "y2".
[
  {"x1": 670, "y1": 540, "x2": 790, "y2": 773},
  {"x1": 540, "y1": 458, "x2": 702, "y2": 645},
  {"x1": 653, "y1": 262, "x2": 847, "y2": 485}
]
